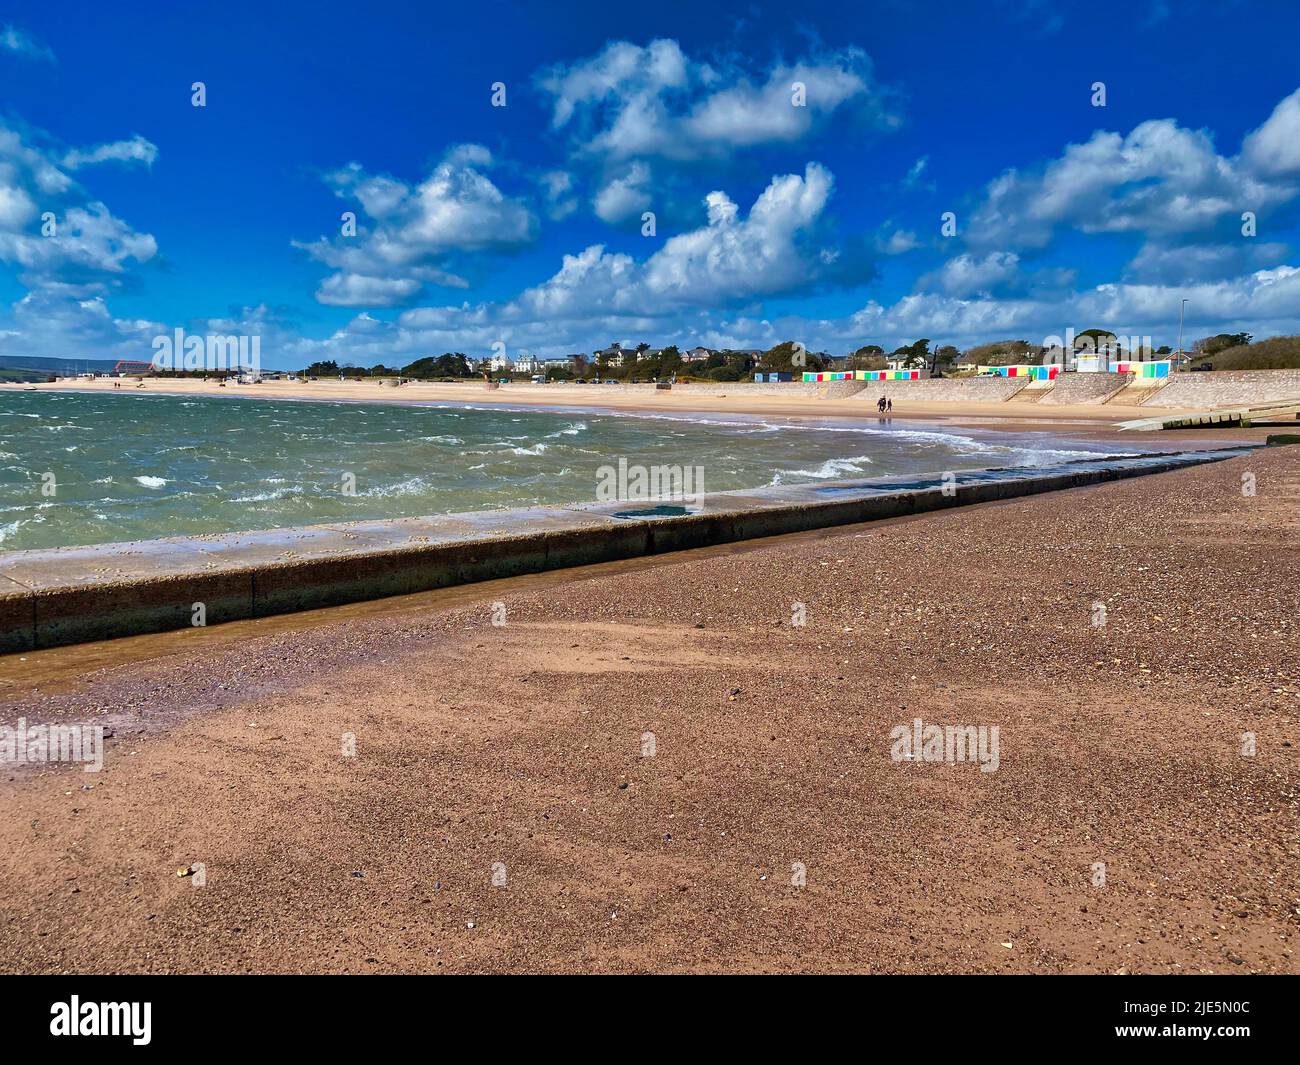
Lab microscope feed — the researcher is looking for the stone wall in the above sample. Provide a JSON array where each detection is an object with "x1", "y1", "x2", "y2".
[
  {"x1": 1140, "y1": 370, "x2": 1300, "y2": 408},
  {"x1": 851, "y1": 377, "x2": 1030, "y2": 403},
  {"x1": 1038, "y1": 373, "x2": 1130, "y2": 405}
]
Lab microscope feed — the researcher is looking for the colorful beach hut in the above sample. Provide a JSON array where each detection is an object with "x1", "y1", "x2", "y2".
[
  {"x1": 852, "y1": 369, "x2": 922, "y2": 381},
  {"x1": 1113, "y1": 360, "x2": 1170, "y2": 378},
  {"x1": 978, "y1": 365, "x2": 1035, "y2": 377}
]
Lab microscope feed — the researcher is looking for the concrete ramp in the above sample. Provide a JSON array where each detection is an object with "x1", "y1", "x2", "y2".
[
  {"x1": 1007, "y1": 382, "x2": 1054, "y2": 403},
  {"x1": 1117, "y1": 399, "x2": 1300, "y2": 431},
  {"x1": 1110, "y1": 380, "x2": 1170, "y2": 406}
]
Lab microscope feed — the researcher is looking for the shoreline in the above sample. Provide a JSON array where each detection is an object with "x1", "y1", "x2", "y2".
[
  {"x1": 1, "y1": 448, "x2": 1252, "y2": 652},
  {"x1": 2, "y1": 446, "x2": 1295, "y2": 973},
  {"x1": 6, "y1": 376, "x2": 1212, "y2": 434}
]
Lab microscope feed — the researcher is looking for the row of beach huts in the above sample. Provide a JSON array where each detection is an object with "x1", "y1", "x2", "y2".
[{"x1": 795, "y1": 359, "x2": 1172, "y2": 383}]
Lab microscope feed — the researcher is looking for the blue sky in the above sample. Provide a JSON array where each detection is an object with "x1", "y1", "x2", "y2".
[{"x1": 1, "y1": 0, "x2": 1299, "y2": 368}]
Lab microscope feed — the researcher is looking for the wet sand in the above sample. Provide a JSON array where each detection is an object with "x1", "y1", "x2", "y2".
[
  {"x1": 10, "y1": 375, "x2": 1200, "y2": 430},
  {"x1": 1, "y1": 445, "x2": 1296, "y2": 974}
]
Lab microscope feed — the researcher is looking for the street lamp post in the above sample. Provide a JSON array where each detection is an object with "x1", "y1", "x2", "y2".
[{"x1": 1177, "y1": 298, "x2": 1189, "y2": 365}]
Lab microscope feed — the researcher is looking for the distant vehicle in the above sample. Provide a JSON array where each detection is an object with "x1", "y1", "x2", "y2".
[
  {"x1": 1191, "y1": 362, "x2": 1213, "y2": 372},
  {"x1": 576, "y1": 378, "x2": 588, "y2": 384},
  {"x1": 531, "y1": 374, "x2": 546, "y2": 384},
  {"x1": 605, "y1": 378, "x2": 618, "y2": 384}
]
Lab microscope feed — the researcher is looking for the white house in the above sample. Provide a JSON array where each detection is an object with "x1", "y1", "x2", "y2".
[{"x1": 512, "y1": 353, "x2": 547, "y2": 374}]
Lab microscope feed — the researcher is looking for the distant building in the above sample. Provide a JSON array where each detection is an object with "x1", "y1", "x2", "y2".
[{"x1": 513, "y1": 354, "x2": 546, "y2": 374}]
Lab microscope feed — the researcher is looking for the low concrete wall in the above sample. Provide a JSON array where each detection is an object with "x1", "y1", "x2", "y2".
[
  {"x1": 1141, "y1": 370, "x2": 1300, "y2": 408},
  {"x1": 0, "y1": 448, "x2": 1252, "y2": 652}
]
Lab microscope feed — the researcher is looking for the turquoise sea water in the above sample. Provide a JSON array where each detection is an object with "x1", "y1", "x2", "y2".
[{"x1": 0, "y1": 391, "x2": 1133, "y2": 551}]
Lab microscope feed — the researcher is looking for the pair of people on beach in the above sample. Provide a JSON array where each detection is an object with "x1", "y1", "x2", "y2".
[{"x1": 877, "y1": 396, "x2": 893, "y2": 413}]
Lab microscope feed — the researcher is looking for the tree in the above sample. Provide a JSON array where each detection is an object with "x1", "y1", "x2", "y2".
[
  {"x1": 1194, "y1": 333, "x2": 1252, "y2": 356},
  {"x1": 401, "y1": 353, "x2": 473, "y2": 378},
  {"x1": 893, "y1": 338, "x2": 931, "y2": 369},
  {"x1": 1075, "y1": 329, "x2": 1118, "y2": 355},
  {"x1": 963, "y1": 339, "x2": 1033, "y2": 366},
  {"x1": 930, "y1": 345, "x2": 960, "y2": 373},
  {"x1": 304, "y1": 360, "x2": 340, "y2": 377},
  {"x1": 659, "y1": 346, "x2": 683, "y2": 377},
  {"x1": 847, "y1": 345, "x2": 886, "y2": 370},
  {"x1": 1192, "y1": 333, "x2": 1298, "y2": 370},
  {"x1": 760, "y1": 340, "x2": 823, "y2": 372}
]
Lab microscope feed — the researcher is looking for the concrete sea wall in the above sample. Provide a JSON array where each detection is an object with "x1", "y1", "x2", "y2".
[
  {"x1": 0, "y1": 448, "x2": 1253, "y2": 652},
  {"x1": 1140, "y1": 370, "x2": 1300, "y2": 408},
  {"x1": 1039, "y1": 374, "x2": 1130, "y2": 405},
  {"x1": 850, "y1": 378, "x2": 1030, "y2": 403}
]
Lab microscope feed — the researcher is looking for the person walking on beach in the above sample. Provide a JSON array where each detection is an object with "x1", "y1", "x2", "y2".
[
  {"x1": 877, "y1": 395, "x2": 887, "y2": 413},
  {"x1": 886, "y1": 398, "x2": 893, "y2": 413}
]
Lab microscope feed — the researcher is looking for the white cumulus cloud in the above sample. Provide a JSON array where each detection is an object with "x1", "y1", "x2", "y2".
[{"x1": 296, "y1": 144, "x2": 537, "y2": 306}]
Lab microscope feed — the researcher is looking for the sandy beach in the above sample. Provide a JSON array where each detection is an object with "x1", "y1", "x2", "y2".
[
  {"x1": 1, "y1": 443, "x2": 1296, "y2": 974},
  {"x1": 9, "y1": 375, "x2": 1202, "y2": 430}
]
